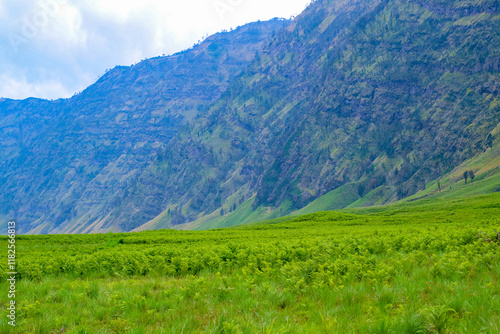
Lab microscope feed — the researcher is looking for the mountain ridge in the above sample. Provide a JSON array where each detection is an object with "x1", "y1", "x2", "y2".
[
  {"x1": 125, "y1": 0, "x2": 499, "y2": 232},
  {"x1": 0, "y1": 19, "x2": 289, "y2": 234},
  {"x1": 2, "y1": 0, "x2": 499, "y2": 234}
]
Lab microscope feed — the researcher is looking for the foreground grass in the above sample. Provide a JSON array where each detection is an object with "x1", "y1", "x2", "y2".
[{"x1": 1, "y1": 193, "x2": 499, "y2": 333}]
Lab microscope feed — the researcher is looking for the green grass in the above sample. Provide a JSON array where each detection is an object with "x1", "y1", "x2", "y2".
[
  {"x1": 1, "y1": 193, "x2": 499, "y2": 333},
  {"x1": 184, "y1": 197, "x2": 295, "y2": 231},
  {"x1": 292, "y1": 183, "x2": 362, "y2": 216}
]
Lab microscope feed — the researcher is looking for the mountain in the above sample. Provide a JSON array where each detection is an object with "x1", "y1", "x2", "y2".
[
  {"x1": 2, "y1": 0, "x2": 500, "y2": 234},
  {"x1": 125, "y1": 0, "x2": 500, "y2": 232},
  {"x1": 0, "y1": 19, "x2": 289, "y2": 234}
]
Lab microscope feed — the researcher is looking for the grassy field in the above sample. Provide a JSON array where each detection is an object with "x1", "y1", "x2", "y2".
[{"x1": 1, "y1": 192, "x2": 500, "y2": 333}]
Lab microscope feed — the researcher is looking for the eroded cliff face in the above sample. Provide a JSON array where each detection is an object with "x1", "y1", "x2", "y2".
[
  {"x1": 0, "y1": 19, "x2": 288, "y2": 234},
  {"x1": 414, "y1": 0, "x2": 498, "y2": 17},
  {"x1": 113, "y1": 0, "x2": 499, "y2": 232},
  {"x1": 2, "y1": 0, "x2": 499, "y2": 234}
]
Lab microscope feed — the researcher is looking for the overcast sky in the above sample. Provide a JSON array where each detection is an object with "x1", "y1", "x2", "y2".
[{"x1": 0, "y1": 0, "x2": 311, "y2": 100}]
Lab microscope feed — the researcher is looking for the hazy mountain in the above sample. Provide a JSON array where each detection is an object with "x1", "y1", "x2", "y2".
[
  {"x1": 123, "y1": 0, "x2": 500, "y2": 232},
  {"x1": 0, "y1": 19, "x2": 289, "y2": 234},
  {"x1": 2, "y1": 0, "x2": 499, "y2": 234}
]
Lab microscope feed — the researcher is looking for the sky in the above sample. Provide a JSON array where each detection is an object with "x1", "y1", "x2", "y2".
[{"x1": 0, "y1": 0, "x2": 311, "y2": 100}]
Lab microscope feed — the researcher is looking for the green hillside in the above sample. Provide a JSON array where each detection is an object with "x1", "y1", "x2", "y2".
[
  {"x1": 124, "y1": 0, "x2": 500, "y2": 232},
  {"x1": 1, "y1": 0, "x2": 499, "y2": 331},
  {"x1": 177, "y1": 145, "x2": 500, "y2": 230},
  {"x1": 0, "y1": 20, "x2": 288, "y2": 234},
  {"x1": 296, "y1": 135, "x2": 500, "y2": 217},
  {"x1": 1, "y1": 0, "x2": 498, "y2": 234}
]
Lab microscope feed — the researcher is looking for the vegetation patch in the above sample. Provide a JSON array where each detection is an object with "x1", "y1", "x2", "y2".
[{"x1": 1, "y1": 193, "x2": 499, "y2": 333}]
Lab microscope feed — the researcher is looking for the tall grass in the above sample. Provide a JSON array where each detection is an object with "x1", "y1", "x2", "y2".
[{"x1": 0, "y1": 193, "x2": 499, "y2": 333}]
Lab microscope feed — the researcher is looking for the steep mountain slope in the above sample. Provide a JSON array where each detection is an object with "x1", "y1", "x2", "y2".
[
  {"x1": 297, "y1": 130, "x2": 500, "y2": 216},
  {"x1": 123, "y1": 0, "x2": 500, "y2": 232},
  {"x1": 0, "y1": 19, "x2": 288, "y2": 234}
]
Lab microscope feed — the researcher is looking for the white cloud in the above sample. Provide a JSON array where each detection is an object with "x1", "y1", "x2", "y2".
[
  {"x1": 0, "y1": 74, "x2": 71, "y2": 100},
  {"x1": 44, "y1": 4, "x2": 87, "y2": 48},
  {"x1": 0, "y1": 0, "x2": 311, "y2": 100}
]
